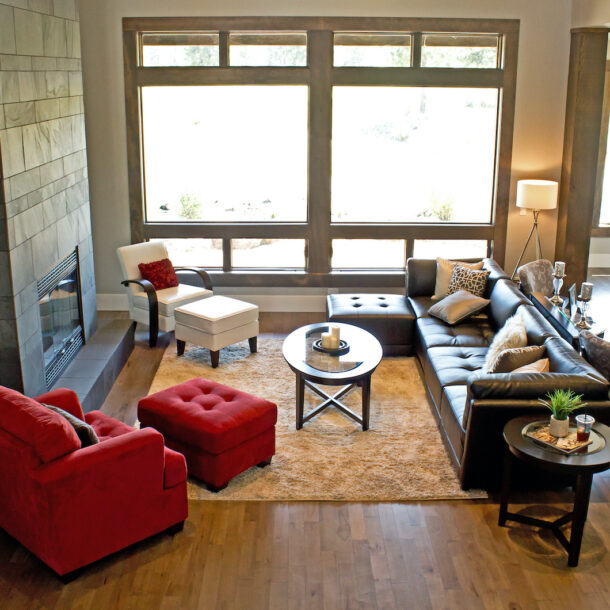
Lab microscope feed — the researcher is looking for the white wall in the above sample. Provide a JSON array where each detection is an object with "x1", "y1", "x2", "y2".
[
  {"x1": 572, "y1": 0, "x2": 610, "y2": 27},
  {"x1": 78, "y1": 0, "x2": 572, "y2": 301}
]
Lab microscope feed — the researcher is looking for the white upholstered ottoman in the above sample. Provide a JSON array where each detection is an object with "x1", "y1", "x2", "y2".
[{"x1": 174, "y1": 296, "x2": 259, "y2": 367}]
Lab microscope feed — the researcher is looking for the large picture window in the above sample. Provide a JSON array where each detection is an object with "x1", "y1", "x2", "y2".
[{"x1": 124, "y1": 17, "x2": 519, "y2": 286}]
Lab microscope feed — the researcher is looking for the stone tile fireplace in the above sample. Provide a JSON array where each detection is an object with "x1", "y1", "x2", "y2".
[{"x1": 0, "y1": 0, "x2": 97, "y2": 396}]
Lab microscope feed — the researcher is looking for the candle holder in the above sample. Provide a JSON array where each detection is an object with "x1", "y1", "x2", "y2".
[
  {"x1": 575, "y1": 295, "x2": 592, "y2": 330},
  {"x1": 550, "y1": 273, "x2": 565, "y2": 306}
]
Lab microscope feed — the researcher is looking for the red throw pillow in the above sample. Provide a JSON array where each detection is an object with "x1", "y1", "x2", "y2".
[{"x1": 138, "y1": 258, "x2": 179, "y2": 290}]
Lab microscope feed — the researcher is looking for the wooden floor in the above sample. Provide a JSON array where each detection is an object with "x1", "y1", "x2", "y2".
[{"x1": 2, "y1": 318, "x2": 610, "y2": 609}]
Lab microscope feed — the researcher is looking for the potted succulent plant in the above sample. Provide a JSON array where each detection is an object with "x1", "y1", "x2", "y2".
[{"x1": 538, "y1": 389, "x2": 586, "y2": 438}]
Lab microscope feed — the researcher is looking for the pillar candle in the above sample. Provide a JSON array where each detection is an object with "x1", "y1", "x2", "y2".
[
  {"x1": 329, "y1": 325, "x2": 340, "y2": 339},
  {"x1": 321, "y1": 332, "x2": 333, "y2": 349},
  {"x1": 580, "y1": 282, "x2": 593, "y2": 300},
  {"x1": 554, "y1": 261, "x2": 566, "y2": 277}
]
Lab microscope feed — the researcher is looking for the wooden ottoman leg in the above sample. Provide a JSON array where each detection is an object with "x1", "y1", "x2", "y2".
[
  {"x1": 210, "y1": 350, "x2": 220, "y2": 368},
  {"x1": 177, "y1": 339, "x2": 186, "y2": 356},
  {"x1": 257, "y1": 458, "x2": 272, "y2": 468},
  {"x1": 249, "y1": 336, "x2": 258, "y2": 353}
]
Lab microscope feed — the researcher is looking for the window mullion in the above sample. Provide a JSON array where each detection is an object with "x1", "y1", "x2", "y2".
[
  {"x1": 307, "y1": 30, "x2": 333, "y2": 274},
  {"x1": 219, "y1": 31, "x2": 229, "y2": 67},
  {"x1": 412, "y1": 32, "x2": 422, "y2": 67},
  {"x1": 222, "y1": 238, "x2": 231, "y2": 271}
]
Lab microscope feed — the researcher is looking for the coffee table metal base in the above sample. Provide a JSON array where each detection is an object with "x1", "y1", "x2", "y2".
[{"x1": 296, "y1": 373, "x2": 371, "y2": 431}]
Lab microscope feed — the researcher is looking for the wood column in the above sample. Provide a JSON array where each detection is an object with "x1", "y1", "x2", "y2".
[{"x1": 555, "y1": 28, "x2": 609, "y2": 288}]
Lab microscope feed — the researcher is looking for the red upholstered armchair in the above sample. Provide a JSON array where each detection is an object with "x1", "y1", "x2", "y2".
[{"x1": 0, "y1": 386, "x2": 188, "y2": 581}]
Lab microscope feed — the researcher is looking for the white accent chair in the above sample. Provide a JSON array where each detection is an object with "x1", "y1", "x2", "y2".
[{"x1": 117, "y1": 241, "x2": 213, "y2": 347}]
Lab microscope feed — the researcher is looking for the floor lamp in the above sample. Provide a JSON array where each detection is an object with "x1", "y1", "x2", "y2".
[{"x1": 511, "y1": 179, "x2": 559, "y2": 281}]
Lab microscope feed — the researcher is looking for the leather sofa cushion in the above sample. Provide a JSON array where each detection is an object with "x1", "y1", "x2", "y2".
[
  {"x1": 417, "y1": 315, "x2": 494, "y2": 349},
  {"x1": 489, "y1": 280, "x2": 530, "y2": 329},
  {"x1": 0, "y1": 386, "x2": 81, "y2": 463},
  {"x1": 138, "y1": 377, "x2": 278, "y2": 455},
  {"x1": 408, "y1": 296, "x2": 435, "y2": 319},
  {"x1": 326, "y1": 294, "x2": 415, "y2": 347},
  {"x1": 426, "y1": 346, "x2": 488, "y2": 407},
  {"x1": 440, "y1": 385, "x2": 468, "y2": 455}
]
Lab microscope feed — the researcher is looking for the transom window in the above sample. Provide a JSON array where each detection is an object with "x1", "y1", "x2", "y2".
[{"x1": 124, "y1": 17, "x2": 518, "y2": 286}]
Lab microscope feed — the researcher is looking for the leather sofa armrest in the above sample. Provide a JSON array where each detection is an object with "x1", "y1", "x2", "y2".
[
  {"x1": 34, "y1": 389, "x2": 85, "y2": 421},
  {"x1": 467, "y1": 372, "x2": 609, "y2": 401},
  {"x1": 174, "y1": 266, "x2": 213, "y2": 290}
]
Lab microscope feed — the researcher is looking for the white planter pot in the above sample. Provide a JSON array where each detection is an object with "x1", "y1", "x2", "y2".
[{"x1": 549, "y1": 415, "x2": 569, "y2": 438}]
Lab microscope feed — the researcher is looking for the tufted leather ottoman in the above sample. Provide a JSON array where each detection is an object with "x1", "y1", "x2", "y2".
[
  {"x1": 138, "y1": 378, "x2": 277, "y2": 492},
  {"x1": 326, "y1": 294, "x2": 415, "y2": 356}
]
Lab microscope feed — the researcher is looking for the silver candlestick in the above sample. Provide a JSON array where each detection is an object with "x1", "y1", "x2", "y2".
[
  {"x1": 550, "y1": 273, "x2": 565, "y2": 306},
  {"x1": 576, "y1": 295, "x2": 592, "y2": 330}
]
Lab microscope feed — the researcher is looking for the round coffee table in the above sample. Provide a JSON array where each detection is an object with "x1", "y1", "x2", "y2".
[
  {"x1": 499, "y1": 415, "x2": 610, "y2": 567},
  {"x1": 282, "y1": 323, "x2": 382, "y2": 431}
]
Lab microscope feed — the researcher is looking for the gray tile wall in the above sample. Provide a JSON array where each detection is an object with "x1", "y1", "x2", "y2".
[{"x1": 0, "y1": 0, "x2": 96, "y2": 395}]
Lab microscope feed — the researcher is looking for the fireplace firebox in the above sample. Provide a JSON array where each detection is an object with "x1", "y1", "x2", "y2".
[{"x1": 37, "y1": 248, "x2": 85, "y2": 389}]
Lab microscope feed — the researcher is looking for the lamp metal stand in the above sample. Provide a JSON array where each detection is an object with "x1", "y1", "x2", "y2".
[{"x1": 511, "y1": 209, "x2": 543, "y2": 281}]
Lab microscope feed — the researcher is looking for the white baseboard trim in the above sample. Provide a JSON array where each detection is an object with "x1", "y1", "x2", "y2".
[{"x1": 96, "y1": 293, "x2": 327, "y2": 312}]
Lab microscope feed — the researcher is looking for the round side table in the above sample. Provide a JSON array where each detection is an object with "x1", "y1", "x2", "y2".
[{"x1": 499, "y1": 415, "x2": 610, "y2": 567}]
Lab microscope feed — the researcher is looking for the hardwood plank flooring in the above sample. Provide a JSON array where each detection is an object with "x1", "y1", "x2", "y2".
[{"x1": 1, "y1": 319, "x2": 610, "y2": 609}]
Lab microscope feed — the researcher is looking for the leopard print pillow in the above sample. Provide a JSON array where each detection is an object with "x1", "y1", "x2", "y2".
[{"x1": 448, "y1": 264, "x2": 490, "y2": 298}]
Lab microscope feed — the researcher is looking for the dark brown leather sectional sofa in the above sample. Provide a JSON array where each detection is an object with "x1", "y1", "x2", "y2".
[{"x1": 407, "y1": 258, "x2": 610, "y2": 490}]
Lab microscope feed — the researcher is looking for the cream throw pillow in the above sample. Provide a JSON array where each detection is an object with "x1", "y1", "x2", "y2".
[
  {"x1": 433, "y1": 258, "x2": 484, "y2": 300},
  {"x1": 483, "y1": 312, "x2": 527, "y2": 373},
  {"x1": 512, "y1": 358, "x2": 550, "y2": 374}
]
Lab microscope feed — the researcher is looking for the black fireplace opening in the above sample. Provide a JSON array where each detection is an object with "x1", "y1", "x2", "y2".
[{"x1": 38, "y1": 248, "x2": 85, "y2": 389}]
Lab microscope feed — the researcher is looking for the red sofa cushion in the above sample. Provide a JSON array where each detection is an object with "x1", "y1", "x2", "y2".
[
  {"x1": 138, "y1": 378, "x2": 278, "y2": 455},
  {"x1": 0, "y1": 387, "x2": 81, "y2": 463},
  {"x1": 86, "y1": 410, "x2": 187, "y2": 489},
  {"x1": 138, "y1": 258, "x2": 179, "y2": 290}
]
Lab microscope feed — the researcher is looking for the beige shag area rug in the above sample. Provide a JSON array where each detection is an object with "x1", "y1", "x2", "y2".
[{"x1": 148, "y1": 338, "x2": 486, "y2": 501}]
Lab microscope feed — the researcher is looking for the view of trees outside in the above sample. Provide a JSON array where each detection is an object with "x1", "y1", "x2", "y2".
[
  {"x1": 332, "y1": 240, "x2": 405, "y2": 269},
  {"x1": 142, "y1": 39, "x2": 498, "y2": 267},
  {"x1": 142, "y1": 45, "x2": 219, "y2": 66},
  {"x1": 229, "y1": 44, "x2": 306, "y2": 66},
  {"x1": 232, "y1": 239, "x2": 306, "y2": 268},
  {"x1": 334, "y1": 45, "x2": 411, "y2": 67},
  {"x1": 331, "y1": 86, "x2": 498, "y2": 223},
  {"x1": 153, "y1": 238, "x2": 223, "y2": 267},
  {"x1": 421, "y1": 43, "x2": 497, "y2": 68},
  {"x1": 142, "y1": 85, "x2": 308, "y2": 223},
  {"x1": 412, "y1": 239, "x2": 488, "y2": 259}
]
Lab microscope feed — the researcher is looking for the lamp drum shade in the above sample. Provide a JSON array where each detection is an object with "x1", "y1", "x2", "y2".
[{"x1": 516, "y1": 179, "x2": 558, "y2": 210}]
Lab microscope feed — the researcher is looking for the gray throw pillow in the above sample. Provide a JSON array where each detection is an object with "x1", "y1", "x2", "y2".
[
  {"x1": 428, "y1": 290, "x2": 490, "y2": 325},
  {"x1": 448, "y1": 265, "x2": 490, "y2": 298},
  {"x1": 43, "y1": 404, "x2": 100, "y2": 448},
  {"x1": 487, "y1": 345, "x2": 546, "y2": 374},
  {"x1": 580, "y1": 330, "x2": 610, "y2": 381}
]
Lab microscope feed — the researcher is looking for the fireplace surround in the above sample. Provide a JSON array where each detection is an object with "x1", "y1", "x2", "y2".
[{"x1": 38, "y1": 249, "x2": 85, "y2": 389}]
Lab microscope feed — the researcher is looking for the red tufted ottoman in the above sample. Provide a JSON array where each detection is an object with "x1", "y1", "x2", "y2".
[{"x1": 138, "y1": 378, "x2": 277, "y2": 492}]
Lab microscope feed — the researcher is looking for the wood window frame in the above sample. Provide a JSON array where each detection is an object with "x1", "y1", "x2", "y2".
[{"x1": 123, "y1": 16, "x2": 519, "y2": 288}]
